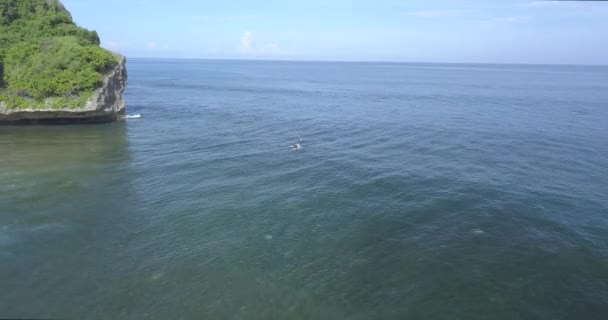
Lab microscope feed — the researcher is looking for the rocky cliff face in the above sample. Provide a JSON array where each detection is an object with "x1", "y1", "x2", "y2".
[{"x1": 0, "y1": 56, "x2": 128, "y2": 124}]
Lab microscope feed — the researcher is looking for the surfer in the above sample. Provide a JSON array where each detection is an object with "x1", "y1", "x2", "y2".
[{"x1": 291, "y1": 137, "x2": 304, "y2": 150}]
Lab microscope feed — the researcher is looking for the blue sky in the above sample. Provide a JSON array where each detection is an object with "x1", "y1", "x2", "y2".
[{"x1": 61, "y1": 0, "x2": 608, "y2": 64}]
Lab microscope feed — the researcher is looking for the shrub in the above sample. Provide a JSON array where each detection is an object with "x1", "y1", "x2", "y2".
[
  {"x1": 0, "y1": 0, "x2": 116, "y2": 105},
  {"x1": 4, "y1": 36, "x2": 115, "y2": 98}
]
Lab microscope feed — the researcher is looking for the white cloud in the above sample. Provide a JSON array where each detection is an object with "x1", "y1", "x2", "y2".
[
  {"x1": 258, "y1": 43, "x2": 282, "y2": 55},
  {"x1": 240, "y1": 31, "x2": 253, "y2": 52},
  {"x1": 145, "y1": 41, "x2": 170, "y2": 51},
  {"x1": 402, "y1": 9, "x2": 470, "y2": 18},
  {"x1": 236, "y1": 32, "x2": 293, "y2": 56}
]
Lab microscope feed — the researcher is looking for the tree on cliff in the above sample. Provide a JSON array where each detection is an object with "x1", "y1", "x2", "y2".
[{"x1": 0, "y1": 0, "x2": 118, "y2": 105}]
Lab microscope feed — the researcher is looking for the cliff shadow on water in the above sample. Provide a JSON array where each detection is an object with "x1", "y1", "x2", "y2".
[
  {"x1": 0, "y1": 122, "x2": 131, "y2": 169},
  {"x1": 0, "y1": 123, "x2": 138, "y2": 318}
]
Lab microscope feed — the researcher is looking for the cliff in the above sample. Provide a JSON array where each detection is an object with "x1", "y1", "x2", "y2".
[
  {"x1": 0, "y1": 0, "x2": 128, "y2": 124},
  {"x1": 0, "y1": 56, "x2": 127, "y2": 124}
]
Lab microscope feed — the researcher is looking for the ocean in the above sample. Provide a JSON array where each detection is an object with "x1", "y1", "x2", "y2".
[{"x1": 1, "y1": 59, "x2": 607, "y2": 319}]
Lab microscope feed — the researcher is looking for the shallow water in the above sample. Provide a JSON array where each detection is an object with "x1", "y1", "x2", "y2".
[{"x1": 1, "y1": 60, "x2": 608, "y2": 319}]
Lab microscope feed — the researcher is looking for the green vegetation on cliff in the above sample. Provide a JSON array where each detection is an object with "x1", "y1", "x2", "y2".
[{"x1": 0, "y1": 0, "x2": 119, "y2": 108}]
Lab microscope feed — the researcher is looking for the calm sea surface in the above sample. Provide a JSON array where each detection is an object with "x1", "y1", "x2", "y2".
[{"x1": 1, "y1": 60, "x2": 608, "y2": 319}]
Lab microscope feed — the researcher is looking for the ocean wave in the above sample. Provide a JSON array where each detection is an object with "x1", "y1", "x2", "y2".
[{"x1": 125, "y1": 114, "x2": 142, "y2": 119}]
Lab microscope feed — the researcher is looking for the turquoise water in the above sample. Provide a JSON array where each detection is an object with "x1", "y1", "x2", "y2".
[{"x1": 1, "y1": 60, "x2": 608, "y2": 319}]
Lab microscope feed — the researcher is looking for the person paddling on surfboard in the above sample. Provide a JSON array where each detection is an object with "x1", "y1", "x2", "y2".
[{"x1": 291, "y1": 137, "x2": 304, "y2": 150}]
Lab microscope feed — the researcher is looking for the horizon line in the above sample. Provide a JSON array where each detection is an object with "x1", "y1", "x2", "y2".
[{"x1": 123, "y1": 56, "x2": 608, "y2": 67}]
